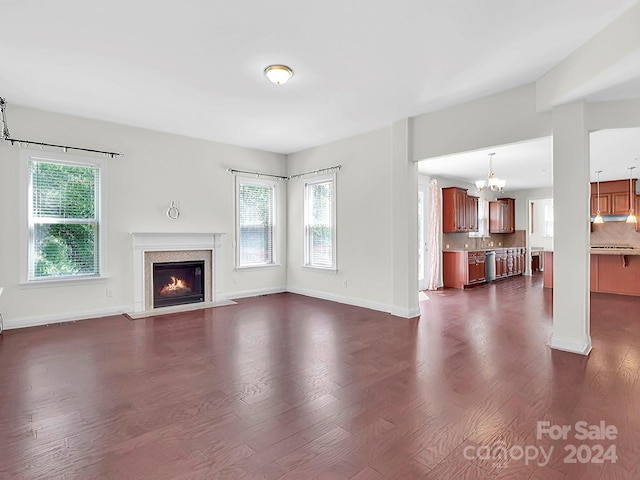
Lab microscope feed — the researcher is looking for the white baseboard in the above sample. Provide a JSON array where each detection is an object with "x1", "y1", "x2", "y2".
[
  {"x1": 4, "y1": 304, "x2": 133, "y2": 330},
  {"x1": 225, "y1": 285, "x2": 287, "y2": 300},
  {"x1": 550, "y1": 335, "x2": 592, "y2": 355},
  {"x1": 287, "y1": 286, "x2": 417, "y2": 318},
  {"x1": 391, "y1": 306, "x2": 421, "y2": 318}
]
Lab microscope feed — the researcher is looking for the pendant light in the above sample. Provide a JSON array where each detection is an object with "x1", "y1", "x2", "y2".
[
  {"x1": 475, "y1": 152, "x2": 505, "y2": 192},
  {"x1": 626, "y1": 166, "x2": 637, "y2": 224},
  {"x1": 593, "y1": 170, "x2": 604, "y2": 224}
]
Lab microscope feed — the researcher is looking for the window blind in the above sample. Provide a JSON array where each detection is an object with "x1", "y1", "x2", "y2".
[
  {"x1": 304, "y1": 179, "x2": 334, "y2": 268},
  {"x1": 238, "y1": 182, "x2": 275, "y2": 266},
  {"x1": 29, "y1": 160, "x2": 100, "y2": 279}
]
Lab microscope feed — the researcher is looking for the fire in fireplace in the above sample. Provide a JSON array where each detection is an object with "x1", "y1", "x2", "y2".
[{"x1": 152, "y1": 261, "x2": 205, "y2": 308}]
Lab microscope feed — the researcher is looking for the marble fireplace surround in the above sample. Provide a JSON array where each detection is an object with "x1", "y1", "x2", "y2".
[{"x1": 130, "y1": 232, "x2": 234, "y2": 317}]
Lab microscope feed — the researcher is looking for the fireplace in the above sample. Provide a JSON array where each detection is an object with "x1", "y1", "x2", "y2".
[{"x1": 152, "y1": 261, "x2": 205, "y2": 308}]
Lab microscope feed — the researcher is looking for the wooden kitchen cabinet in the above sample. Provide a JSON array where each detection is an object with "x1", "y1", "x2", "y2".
[
  {"x1": 636, "y1": 195, "x2": 640, "y2": 233},
  {"x1": 466, "y1": 196, "x2": 479, "y2": 232},
  {"x1": 590, "y1": 179, "x2": 637, "y2": 216},
  {"x1": 495, "y1": 250, "x2": 508, "y2": 278},
  {"x1": 443, "y1": 251, "x2": 486, "y2": 288},
  {"x1": 489, "y1": 198, "x2": 515, "y2": 234},
  {"x1": 442, "y1": 187, "x2": 478, "y2": 233}
]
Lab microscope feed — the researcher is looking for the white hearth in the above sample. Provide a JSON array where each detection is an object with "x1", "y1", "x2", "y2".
[{"x1": 130, "y1": 232, "x2": 233, "y2": 316}]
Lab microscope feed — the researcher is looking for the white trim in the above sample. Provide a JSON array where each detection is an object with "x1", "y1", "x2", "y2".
[
  {"x1": 303, "y1": 172, "x2": 337, "y2": 269},
  {"x1": 125, "y1": 299, "x2": 237, "y2": 319},
  {"x1": 19, "y1": 149, "x2": 109, "y2": 284},
  {"x1": 225, "y1": 285, "x2": 287, "y2": 300},
  {"x1": 3, "y1": 304, "x2": 132, "y2": 330},
  {"x1": 130, "y1": 232, "x2": 225, "y2": 313},
  {"x1": 550, "y1": 335, "x2": 592, "y2": 355},
  {"x1": 235, "y1": 175, "x2": 279, "y2": 268},
  {"x1": 391, "y1": 306, "x2": 421, "y2": 319},
  {"x1": 287, "y1": 286, "x2": 399, "y2": 316}
]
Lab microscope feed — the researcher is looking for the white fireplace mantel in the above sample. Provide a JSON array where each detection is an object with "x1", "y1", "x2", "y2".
[{"x1": 131, "y1": 232, "x2": 226, "y2": 314}]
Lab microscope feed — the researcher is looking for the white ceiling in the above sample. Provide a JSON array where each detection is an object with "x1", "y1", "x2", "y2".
[
  {"x1": 0, "y1": 1, "x2": 638, "y2": 154},
  {"x1": 417, "y1": 128, "x2": 640, "y2": 191}
]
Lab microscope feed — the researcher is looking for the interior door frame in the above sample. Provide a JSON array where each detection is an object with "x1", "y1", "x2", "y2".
[{"x1": 418, "y1": 180, "x2": 430, "y2": 291}]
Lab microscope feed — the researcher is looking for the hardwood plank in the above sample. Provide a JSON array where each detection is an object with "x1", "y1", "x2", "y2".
[{"x1": 0, "y1": 278, "x2": 638, "y2": 478}]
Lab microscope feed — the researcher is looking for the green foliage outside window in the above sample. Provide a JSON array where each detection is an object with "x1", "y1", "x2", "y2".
[{"x1": 30, "y1": 161, "x2": 100, "y2": 279}]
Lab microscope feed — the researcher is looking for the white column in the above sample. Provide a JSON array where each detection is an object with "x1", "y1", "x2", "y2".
[
  {"x1": 390, "y1": 118, "x2": 420, "y2": 318},
  {"x1": 550, "y1": 102, "x2": 592, "y2": 355}
]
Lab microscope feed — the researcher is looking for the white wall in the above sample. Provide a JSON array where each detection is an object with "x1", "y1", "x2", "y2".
[
  {"x1": 0, "y1": 105, "x2": 287, "y2": 327},
  {"x1": 411, "y1": 84, "x2": 552, "y2": 162},
  {"x1": 286, "y1": 127, "x2": 395, "y2": 312}
]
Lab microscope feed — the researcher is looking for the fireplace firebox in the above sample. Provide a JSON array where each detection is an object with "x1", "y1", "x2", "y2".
[{"x1": 152, "y1": 261, "x2": 205, "y2": 308}]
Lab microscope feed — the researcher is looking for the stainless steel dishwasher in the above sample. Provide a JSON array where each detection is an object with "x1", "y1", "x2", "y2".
[{"x1": 485, "y1": 250, "x2": 496, "y2": 282}]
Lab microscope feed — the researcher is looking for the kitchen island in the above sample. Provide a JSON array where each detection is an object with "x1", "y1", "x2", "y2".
[{"x1": 543, "y1": 249, "x2": 640, "y2": 296}]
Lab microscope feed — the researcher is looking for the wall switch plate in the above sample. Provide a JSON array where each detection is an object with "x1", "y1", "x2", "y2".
[
  {"x1": 464, "y1": 244, "x2": 468, "y2": 248},
  {"x1": 446, "y1": 244, "x2": 449, "y2": 249}
]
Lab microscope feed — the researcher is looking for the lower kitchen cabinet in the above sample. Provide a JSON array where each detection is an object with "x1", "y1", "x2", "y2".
[
  {"x1": 443, "y1": 251, "x2": 486, "y2": 289},
  {"x1": 443, "y1": 248, "x2": 526, "y2": 289}
]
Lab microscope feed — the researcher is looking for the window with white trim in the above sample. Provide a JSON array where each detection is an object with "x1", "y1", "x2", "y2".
[
  {"x1": 236, "y1": 176, "x2": 277, "y2": 267},
  {"x1": 24, "y1": 152, "x2": 106, "y2": 281},
  {"x1": 304, "y1": 174, "x2": 336, "y2": 269}
]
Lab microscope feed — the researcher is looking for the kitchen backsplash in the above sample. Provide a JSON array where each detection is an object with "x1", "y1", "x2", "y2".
[
  {"x1": 591, "y1": 222, "x2": 640, "y2": 248},
  {"x1": 442, "y1": 230, "x2": 526, "y2": 250}
]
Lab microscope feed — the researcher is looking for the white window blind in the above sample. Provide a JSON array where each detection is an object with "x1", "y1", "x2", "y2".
[
  {"x1": 29, "y1": 159, "x2": 101, "y2": 280},
  {"x1": 237, "y1": 178, "x2": 276, "y2": 267},
  {"x1": 304, "y1": 175, "x2": 336, "y2": 269}
]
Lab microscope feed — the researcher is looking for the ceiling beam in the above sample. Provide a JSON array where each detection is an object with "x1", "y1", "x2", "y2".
[{"x1": 536, "y1": 2, "x2": 640, "y2": 111}]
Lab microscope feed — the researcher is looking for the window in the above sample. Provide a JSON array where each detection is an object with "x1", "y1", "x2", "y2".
[
  {"x1": 23, "y1": 151, "x2": 106, "y2": 282},
  {"x1": 304, "y1": 174, "x2": 336, "y2": 269},
  {"x1": 236, "y1": 176, "x2": 277, "y2": 267},
  {"x1": 544, "y1": 203, "x2": 554, "y2": 237},
  {"x1": 469, "y1": 198, "x2": 489, "y2": 238}
]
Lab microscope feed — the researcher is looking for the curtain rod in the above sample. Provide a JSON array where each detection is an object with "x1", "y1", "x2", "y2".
[
  {"x1": 226, "y1": 168, "x2": 288, "y2": 180},
  {"x1": 288, "y1": 165, "x2": 341, "y2": 179},
  {"x1": 0, "y1": 96, "x2": 123, "y2": 158},
  {"x1": 228, "y1": 165, "x2": 342, "y2": 181}
]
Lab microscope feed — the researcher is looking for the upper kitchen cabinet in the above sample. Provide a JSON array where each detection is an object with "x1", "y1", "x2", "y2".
[
  {"x1": 442, "y1": 187, "x2": 478, "y2": 233},
  {"x1": 489, "y1": 197, "x2": 515, "y2": 234},
  {"x1": 590, "y1": 179, "x2": 637, "y2": 216}
]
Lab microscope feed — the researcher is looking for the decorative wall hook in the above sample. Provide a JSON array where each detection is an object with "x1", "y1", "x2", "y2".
[{"x1": 167, "y1": 201, "x2": 180, "y2": 220}]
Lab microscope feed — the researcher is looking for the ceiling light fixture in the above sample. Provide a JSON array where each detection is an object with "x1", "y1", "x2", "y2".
[
  {"x1": 594, "y1": 170, "x2": 604, "y2": 224},
  {"x1": 476, "y1": 152, "x2": 506, "y2": 193},
  {"x1": 264, "y1": 64, "x2": 293, "y2": 85},
  {"x1": 626, "y1": 165, "x2": 637, "y2": 224}
]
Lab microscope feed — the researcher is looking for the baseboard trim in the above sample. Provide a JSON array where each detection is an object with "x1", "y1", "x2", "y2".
[
  {"x1": 225, "y1": 286, "x2": 287, "y2": 300},
  {"x1": 287, "y1": 286, "x2": 417, "y2": 317},
  {"x1": 4, "y1": 304, "x2": 133, "y2": 330},
  {"x1": 391, "y1": 306, "x2": 421, "y2": 319},
  {"x1": 550, "y1": 335, "x2": 592, "y2": 355}
]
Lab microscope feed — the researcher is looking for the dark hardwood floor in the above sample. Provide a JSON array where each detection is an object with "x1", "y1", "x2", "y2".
[{"x1": 1, "y1": 274, "x2": 640, "y2": 479}]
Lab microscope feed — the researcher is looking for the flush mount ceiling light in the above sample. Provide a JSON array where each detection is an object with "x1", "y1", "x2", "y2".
[
  {"x1": 475, "y1": 152, "x2": 506, "y2": 193},
  {"x1": 264, "y1": 64, "x2": 293, "y2": 85}
]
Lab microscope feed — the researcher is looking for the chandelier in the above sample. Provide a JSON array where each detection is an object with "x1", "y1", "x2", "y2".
[{"x1": 476, "y1": 152, "x2": 506, "y2": 192}]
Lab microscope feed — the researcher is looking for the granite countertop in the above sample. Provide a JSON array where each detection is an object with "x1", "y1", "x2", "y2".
[
  {"x1": 443, "y1": 246, "x2": 525, "y2": 252},
  {"x1": 543, "y1": 248, "x2": 640, "y2": 255},
  {"x1": 590, "y1": 247, "x2": 640, "y2": 255}
]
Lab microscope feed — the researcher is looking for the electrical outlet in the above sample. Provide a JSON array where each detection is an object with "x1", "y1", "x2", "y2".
[
  {"x1": 498, "y1": 242, "x2": 502, "y2": 246},
  {"x1": 490, "y1": 242, "x2": 494, "y2": 246},
  {"x1": 343, "y1": 280, "x2": 348, "y2": 287},
  {"x1": 232, "y1": 275, "x2": 238, "y2": 285},
  {"x1": 464, "y1": 244, "x2": 468, "y2": 248},
  {"x1": 446, "y1": 244, "x2": 449, "y2": 249},
  {"x1": 106, "y1": 288, "x2": 114, "y2": 298}
]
